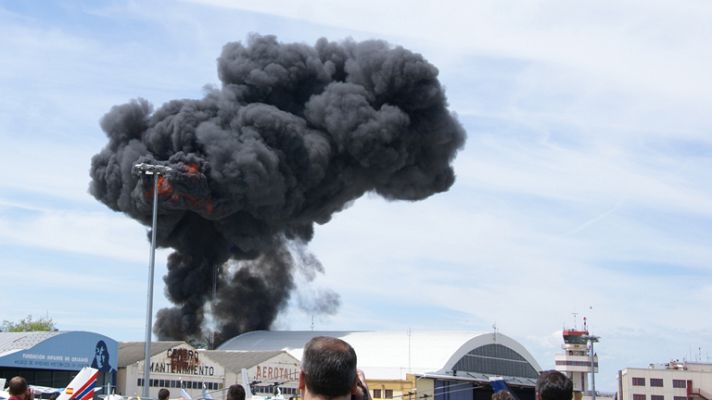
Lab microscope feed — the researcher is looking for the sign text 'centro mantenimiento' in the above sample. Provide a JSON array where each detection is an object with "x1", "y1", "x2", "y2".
[{"x1": 150, "y1": 348, "x2": 215, "y2": 376}]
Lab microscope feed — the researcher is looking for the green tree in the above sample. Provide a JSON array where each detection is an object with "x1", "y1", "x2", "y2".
[{"x1": 1, "y1": 315, "x2": 56, "y2": 332}]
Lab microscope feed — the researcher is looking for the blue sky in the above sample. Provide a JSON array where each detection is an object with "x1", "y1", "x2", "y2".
[{"x1": 2, "y1": 0, "x2": 712, "y2": 392}]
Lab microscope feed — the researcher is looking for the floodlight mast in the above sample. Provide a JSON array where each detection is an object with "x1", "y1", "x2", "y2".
[
  {"x1": 133, "y1": 162, "x2": 172, "y2": 399},
  {"x1": 134, "y1": 162, "x2": 173, "y2": 176},
  {"x1": 587, "y1": 334, "x2": 599, "y2": 400}
]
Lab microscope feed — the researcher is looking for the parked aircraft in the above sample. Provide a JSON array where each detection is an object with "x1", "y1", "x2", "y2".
[{"x1": 0, "y1": 367, "x2": 98, "y2": 400}]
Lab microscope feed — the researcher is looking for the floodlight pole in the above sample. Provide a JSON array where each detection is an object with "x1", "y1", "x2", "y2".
[
  {"x1": 134, "y1": 163, "x2": 172, "y2": 400},
  {"x1": 587, "y1": 334, "x2": 599, "y2": 400}
]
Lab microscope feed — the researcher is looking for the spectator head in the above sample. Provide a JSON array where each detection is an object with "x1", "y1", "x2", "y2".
[
  {"x1": 536, "y1": 371, "x2": 573, "y2": 400},
  {"x1": 158, "y1": 389, "x2": 170, "y2": 400},
  {"x1": 492, "y1": 391, "x2": 515, "y2": 400},
  {"x1": 300, "y1": 336, "x2": 358, "y2": 399},
  {"x1": 227, "y1": 384, "x2": 245, "y2": 400},
  {"x1": 8, "y1": 377, "x2": 29, "y2": 398}
]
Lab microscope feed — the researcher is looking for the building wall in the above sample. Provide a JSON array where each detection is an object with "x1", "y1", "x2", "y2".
[
  {"x1": 414, "y1": 373, "x2": 435, "y2": 400},
  {"x1": 367, "y1": 378, "x2": 415, "y2": 400},
  {"x1": 434, "y1": 379, "x2": 473, "y2": 400},
  {"x1": 123, "y1": 344, "x2": 225, "y2": 399},
  {"x1": 0, "y1": 332, "x2": 118, "y2": 389},
  {"x1": 120, "y1": 346, "x2": 302, "y2": 400},
  {"x1": 238, "y1": 352, "x2": 301, "y2": 398},
  {"x1": 620, "y1": 366, "x2": 712, "y2": 400}
]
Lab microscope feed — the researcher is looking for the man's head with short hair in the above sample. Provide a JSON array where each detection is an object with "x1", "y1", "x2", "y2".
[
  {"x1": 536, "y1": 371, "x2": 572, "y2": 400},
  {"x1": 8, "y1": 376, "x2": 28, "y2": 397},
  {"x1": 491, "y1": 391, "x2": 515, "y2": 400},
  {"x1": 226, "y1": 384, "x2": 245, "y2": 400},
  {"x1": 158, "y1": 388, "x2": 170, "y2": 400},
  {"x1": 300, "y1": 336, "x2": 358, "y2": 400}
]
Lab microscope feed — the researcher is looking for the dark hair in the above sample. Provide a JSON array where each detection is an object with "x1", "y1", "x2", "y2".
[
  {"x1": 158, "y1": 388, "x2": 170, "y2": 400},
  {"x1": 492, "y1": 391, "x2": 515, "y2": 400},
  {"x1": 9, "y1": 376, "x2": 28, "y2": 396},
  {"x1": 302, "y1": 336, "x2": 357, "y2": 397},
  {"x1": 536, "y1": 371, "x2": 573, "y2": 400},
  {"x1": 227, "y1": 384, "x2": 245, "y2": 400}
]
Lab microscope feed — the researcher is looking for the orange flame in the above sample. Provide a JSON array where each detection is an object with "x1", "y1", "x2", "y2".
[
  {"x1": 142, "y1": 165, "x2": 215, "y2": 215},
  {"x1": 184, "y1": 163, "x2": 200, "y2": 175},
  {"x1": 157, "y1": 175, "x2": 173, "y2": 195}
]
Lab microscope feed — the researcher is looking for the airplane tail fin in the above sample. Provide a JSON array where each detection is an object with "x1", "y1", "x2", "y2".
[
  {"x1": 57, "y1": 367, "x2": 99, "y2": 400},
  {"x1": 241, "y1": 369, "x2": 253, "y2": 399},
  {"x1": 201, "y1": 383, "x2": 214, "y2": 400},
  {"x1": 180, "y1": 388, "x2": 193, "y2": 400},
  {"x1": 489, "y1": 376, "x2": 509, "y2": 393},
  {"x1": 488, "y1": 377, "x2": 520, "y2": 400}
]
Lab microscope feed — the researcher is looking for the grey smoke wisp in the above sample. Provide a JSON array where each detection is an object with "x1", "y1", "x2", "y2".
[{"x1": 89, "y1": 34, "x2": 466, "y2": 346}]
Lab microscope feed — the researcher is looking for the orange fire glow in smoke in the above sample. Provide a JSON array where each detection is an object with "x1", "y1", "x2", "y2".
[{"x1": 143, "y1": 163, "x2": 215, "y2": 215}]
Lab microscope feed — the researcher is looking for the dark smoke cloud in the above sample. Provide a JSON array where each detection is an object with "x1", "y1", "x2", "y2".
[{"x1": 89, "y1": 34, "x2": 466, "y2": 346}]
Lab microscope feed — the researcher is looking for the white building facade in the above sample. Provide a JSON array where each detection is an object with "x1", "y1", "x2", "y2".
[
  {"x1": 119, "y1": 342, "x2": 225, "y2": 399},
  {"x1": 619, "y1": 362, "x2": 712, "y2": 400},
  {"x1": 118, "y1": 342, "x2": 300, "y2": 400}
]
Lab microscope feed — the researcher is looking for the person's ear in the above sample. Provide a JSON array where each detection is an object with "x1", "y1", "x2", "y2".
[{"x1": 299, "y1": 371, "x2": 305, "y2": 390}]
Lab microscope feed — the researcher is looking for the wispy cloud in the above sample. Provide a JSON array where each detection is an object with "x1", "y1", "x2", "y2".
[{"x1": 0, "y1": 202, "x2": 150, "y2": 262}]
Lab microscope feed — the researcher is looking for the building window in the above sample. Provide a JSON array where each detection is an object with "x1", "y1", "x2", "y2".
[
  {"x1": 673, "y1": 397, "x2": 687, "y2": 400},
  {"x1": 373, "y1": 389, "x2": 382, "y2": 398},
  {"x1": 633, "y1": 377, "x2": 646, "y2": 386},
  {"x1": 385, "y1": 390, "x2": 393, "y2": 399},
  {"x1": 652, "y1": 395, "x2": 664, "y2": 400},
  {"x1": 673, "y1": 380, "x2": 686, "y2": 389},
  {"x1": 633, "y1": 394, "x2": 646, "y2": 400},
  {"x1": 651, "y1": 379, "x2": 663, "y2": 387},
  {"x1": 555, "y1": 360, "x2": 600, "y2": 367}
]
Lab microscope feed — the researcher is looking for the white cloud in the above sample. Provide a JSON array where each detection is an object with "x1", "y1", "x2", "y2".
[
  {"x1": 0, "y1": 203, "x2": 150, "y2": 262},
  {"x1": 188, "y1": 0, "x2": 712, "y2": 102}
]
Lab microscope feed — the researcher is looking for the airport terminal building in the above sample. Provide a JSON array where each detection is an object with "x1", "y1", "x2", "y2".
[
  {"x1": 218, "y1": 330, "x2": 543, "y2": 400},
  {"x1": 0, "y1": 331, "x2": 118, "y2": 390}
]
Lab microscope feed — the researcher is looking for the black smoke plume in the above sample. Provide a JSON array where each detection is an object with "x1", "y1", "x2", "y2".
[{"x1": 89, "y1": 34, "x2": 466, "y2": 346}]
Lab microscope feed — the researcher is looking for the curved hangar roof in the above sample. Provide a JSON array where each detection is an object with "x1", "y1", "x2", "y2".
[
  {"x1": 218, "y1": 331, "x2": 542, "y2": 381},
  {"x1": 0, "y1": 331, "x2": 118, "y2": 372}
]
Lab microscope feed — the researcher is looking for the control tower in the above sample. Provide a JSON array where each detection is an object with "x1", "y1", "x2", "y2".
[{"x1": 554, "y1": 318, "x2": 599, "y2": 397}]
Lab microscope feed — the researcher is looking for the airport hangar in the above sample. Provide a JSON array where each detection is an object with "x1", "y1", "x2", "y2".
[
  {"x1": 218, "y1": 330, "x2": 543, "y2": 400},
  {"x1": 117, "y1": 341, "x2": 301, "y2": 399},
  {"x1": 0, "y1": 331, "x2": 118, "y2": 392}
]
